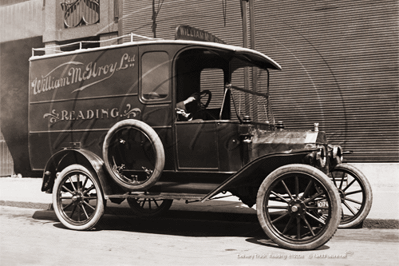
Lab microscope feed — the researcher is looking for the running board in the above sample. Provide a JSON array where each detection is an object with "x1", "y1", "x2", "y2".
[{"x1": 105, "y1": 192, "x2": 207, "y2": 201}]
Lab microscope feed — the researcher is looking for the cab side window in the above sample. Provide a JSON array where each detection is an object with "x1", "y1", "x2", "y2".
[{"x1": 141, "y1": 52, "x2": 170, "y2": 100}]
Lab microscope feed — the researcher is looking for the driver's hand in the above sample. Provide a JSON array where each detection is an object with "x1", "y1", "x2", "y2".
[
  {"x1": 176, "y1": 108, "x2": 190, "y2": 118},
  {"x1": 183, "y1": 96, "x2": 196, "y2": 105}
]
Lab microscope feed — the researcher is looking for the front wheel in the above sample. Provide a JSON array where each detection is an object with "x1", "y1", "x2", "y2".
[
  {"x1": 52, "y1": 164, "x2": 105, "y2": 230},
  {"x1": 256, "y1": 164, "x2": 341, "y2": 250},
  {"x1": 330, "y1": 164, "x2": 372, "y2": 228}
]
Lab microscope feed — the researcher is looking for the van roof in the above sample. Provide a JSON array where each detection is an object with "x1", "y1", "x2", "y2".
[{"x1": 30, "y1": 39, "x2": 282, "y2": 70}]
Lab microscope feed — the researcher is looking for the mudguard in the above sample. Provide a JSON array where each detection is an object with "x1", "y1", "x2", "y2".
[
  {"x1": 201, "y1": 149, "x2": 316, "y2": 202},
  {"x1": 40, "y1": 149, "x2": 115, "y2": 196}
]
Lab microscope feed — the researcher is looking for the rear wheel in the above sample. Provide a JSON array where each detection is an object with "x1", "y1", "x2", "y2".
[
  {"x1": 52, "y1": 164, "x2": 105, "y2": 230},
  {"x1": 127, "y1": 198, "x2": 173, "y2": 218},
  {"x1": 256, "y1": 164, "x2": 341, "y2": 250},
  {"x1": 330, "y1": 164, "x2": 372, "y2": 228}
]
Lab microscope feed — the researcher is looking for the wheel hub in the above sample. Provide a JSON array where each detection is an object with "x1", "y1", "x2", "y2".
[
  {"x1": 338, "y1": 189, "x2": 346, "y2": 201},
  {"x1": 288, "y1": 200, "x2": 306, "y2": 216},
  {"x1": 72, "y1": 192, "x2": 83, "y2": 203}
]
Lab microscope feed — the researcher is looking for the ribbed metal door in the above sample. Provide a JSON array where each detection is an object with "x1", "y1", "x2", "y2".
[
  {"x1": 0, "y1": 130, "x2": 14, "y2": 177},
  {"x1": 253, "y1": 0, "x2": 398, "y2": 162},
  {"x1": 121, "y1": 0, "x2": 398, "y2": 163}
]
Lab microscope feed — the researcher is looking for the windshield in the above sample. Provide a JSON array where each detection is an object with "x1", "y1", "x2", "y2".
[
  {"x1": 229, "y1": 66, "x2": 275, "y2": 124},
  {"x1": 175, "y1": 48, "x2": 276, "y2": 124}
]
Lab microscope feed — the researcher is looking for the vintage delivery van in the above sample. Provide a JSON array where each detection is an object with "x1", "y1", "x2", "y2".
[{"x1": 29, "y1": 31, "x2": 372, "y2": 250}]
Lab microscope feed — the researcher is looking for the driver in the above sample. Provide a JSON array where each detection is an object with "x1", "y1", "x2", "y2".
[{"x1": 176, "y1": 92, "x2": 206, "y2": 121}]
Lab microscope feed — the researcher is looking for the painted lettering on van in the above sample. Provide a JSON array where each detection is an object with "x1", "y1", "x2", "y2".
[
  {"x1": 31, "y1": 53, "x2": 135, "y2": 96},
  {"x1": 43, "y1": 104, "x2": 141, "y2": 124}
]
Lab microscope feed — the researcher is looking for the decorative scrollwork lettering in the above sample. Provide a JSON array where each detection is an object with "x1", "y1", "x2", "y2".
[
  {"x1": 43, "y1": 109, "x2": 61, "y2": 124},
  {"x1": 122, "y1": 104, "x2": 142, "y2": 119}
]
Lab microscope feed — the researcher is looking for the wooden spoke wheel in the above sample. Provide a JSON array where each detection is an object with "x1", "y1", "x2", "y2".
[
  {"x1": 127, "y1": 198, "x2": 173, "y2": 218},
  {"x1": 257, "y1": 164, "x2": 341, "y2": 250},
  {"x1": 53, "y1": 164, "x2": 105, "y2": 230},
  {"x1": 330, "y1": 164, "x2": 373, "y2": 228}
]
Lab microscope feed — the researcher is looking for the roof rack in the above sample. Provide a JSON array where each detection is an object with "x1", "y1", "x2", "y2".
[{"x1": 31, "y1": 33, "x2": 162, "y2": 57}]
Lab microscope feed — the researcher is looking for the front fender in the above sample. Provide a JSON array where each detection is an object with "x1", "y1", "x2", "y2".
[
  {"x1": 201, "y1": 149, "x2": 315, "y2": 202},
  {"x1": 40, "y1": 149, "x2": 116, "y2": 196}
]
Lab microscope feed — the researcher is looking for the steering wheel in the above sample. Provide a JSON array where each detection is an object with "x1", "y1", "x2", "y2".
[{"x1": 199, "y1": 90, "x2": 212, "y2": 109}]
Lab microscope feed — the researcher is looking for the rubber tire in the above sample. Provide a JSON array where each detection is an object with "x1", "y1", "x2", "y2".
[
  {"x1": 127, "y1": 198, "x2": 173, "y2": 218},
  {"x1": 102, "y1": 119, "x2": 165, "y2": 191},
  {"x1": 331, "y1": 164, "x2": 373, "y2": 229},
  {"x1": 256, "y1": 164, "x2": 341, "y2": 250},
  {"x1": 52, "y1": 164, "x2": 105, "y2": 231}
]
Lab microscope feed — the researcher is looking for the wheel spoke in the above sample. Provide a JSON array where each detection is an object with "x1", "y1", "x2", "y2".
[
  {"x1": 282, "y1": 216, "x2": 294, "y2": 234},
  {"x1": 281, "y1": 180, "x2": 294, "y2": 200},
  {"x1": 271, "y1": 211, "x2": 290, "y2": 223},
  {"x1": 77, "y1": 174, "x2": 80, "y2": 190},
  {"x1": 77, "y1": 204, "x2": 82, "y2": 221},
  {"x1": 303, "y1": 191, "x2": 324, "y2": 204},
  {"x1": 305, "y1": 211, "x2": 326, "y2": 225},
  {"x1": 302, "y1": 216, "x2": 316, "y2": 236},
  {"x1": 344, "y1": 189, "x2": 363, "y2": 196},
  {"x1": 339, "y1": 173, "x2": 345, "y2": 190},
  {"x1": 267, "y1": 206, "x2": 289, "y2": 209},
  {"x1": 70, "y1": 204, "x2": 78, "y2": 219},
  {"x1": 343, "y1": 179, "x2": 356, "y2": 192},
  {"x1": 344, "y1": 197, "x2": 362, "y2": 205},
  {"x1": 331, "y1": 173, "x2": 338, "y2": 187},
  {"x1": 80, "y1": 203, "x2": 90, "y2": 219},
  {"x1": 296, "y1": 217, "x2": 301, "y2": 239},
  {"x1": 152, "y1": 199, "x2": 160, "y2": 208},
  {"x1": 83, "y1": 185, "x2": 95, "y2": 196},
  {"x1": 82, "y1": 200, "x2": 96, "y2": 211},
  {"x1": 62, "y1": 201, "x2": 74, "y2": 211},
  {"x1": 301, "y1": 180, "x2": 313, "y2": 200},
  {"x1": 68, "y1": 177, "x2": 77, "y2": 191},
  {"x1": 271, "y1": 191, "x2": 290, "y2": 203},
  {"x1": 343, "y1": 201, "x2": 357, "y2": 215},
  {"x1": 82, "y1": 176, "x2": 88, "y2": 189},
  {"x1": 61, "y1": 185, "x2": 74, "y2": 194},
  {"x1": 295, "y1": 176, "x2": 299, "y2": 199},
  {"x1": 141, "y1": 198, "x2": 147, "y2": 208}
]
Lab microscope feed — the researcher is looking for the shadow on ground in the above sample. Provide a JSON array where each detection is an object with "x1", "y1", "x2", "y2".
[{"x1": 33, "y1": 207, "x2": 264, "y2": 238}]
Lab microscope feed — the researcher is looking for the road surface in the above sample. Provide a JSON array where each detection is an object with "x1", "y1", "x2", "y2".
[{"x1": 1, "y1": 205, "x2": 398, "y2": 266}]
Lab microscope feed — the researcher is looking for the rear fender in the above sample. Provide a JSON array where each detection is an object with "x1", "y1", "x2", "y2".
[
  {"x1": 201, "y1": 149, "x2": 315, "y2": 202},
  {"x1": 41, "y1": 149, "x2": 117, "y2": 196}
]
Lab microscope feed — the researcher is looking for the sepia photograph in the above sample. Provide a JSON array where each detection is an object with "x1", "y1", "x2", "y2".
[{"x1": 0, "y1": 0, "x2": 398, "y2": 265}]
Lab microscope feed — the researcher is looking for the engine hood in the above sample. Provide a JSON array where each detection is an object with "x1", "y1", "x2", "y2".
[{"x1": 249, "y1": 129, "x2": 327, "y2": 160}]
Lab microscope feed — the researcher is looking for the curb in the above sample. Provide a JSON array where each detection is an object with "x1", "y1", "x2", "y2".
[{"x1": 1, "y1": 200, "x2": 398, "y2": 229}]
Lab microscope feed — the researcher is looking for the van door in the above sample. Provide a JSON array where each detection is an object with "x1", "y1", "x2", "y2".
[{"x1": 175, "y1": 120, "x2": 219, "y2": 170}]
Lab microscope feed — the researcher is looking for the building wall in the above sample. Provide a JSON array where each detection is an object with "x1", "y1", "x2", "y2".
[
  {"x1": 0, "y1": 36, "x2": 44, "y2": 177},
  {"x1": 120, "y1": 0, "x2": 398, "y2": 163},
  {"x1": 0, "y1": 0, "x2": 43, "y2": 43},
  {"x1": 0, "y1": 130, "x2": 14, "y2": 177}
]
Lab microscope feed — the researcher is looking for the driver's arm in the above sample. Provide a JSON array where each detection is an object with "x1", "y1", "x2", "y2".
[{"x1": 176, "y1": 96, "x2": 196, "y2": 120}]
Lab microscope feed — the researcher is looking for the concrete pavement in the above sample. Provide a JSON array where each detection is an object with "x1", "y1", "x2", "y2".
[{"x1": 0, "y1": 176, "x2": 398, "y2": 228}]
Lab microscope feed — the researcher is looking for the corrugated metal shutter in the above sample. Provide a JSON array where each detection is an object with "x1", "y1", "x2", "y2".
[
  {"x1": 121, "y1": 0, "x2": 244, "y2": 111},
  {"x1": 253, "y1": 0, "x2": 398, "y2": 162},
  {"x1": 121, "y1": 0, "x2": 243, "y2": 44},
  {"x1": 0, "y1": 0, "x2": 43, "y2": 42},
  {"x1": 0, "y1": 130, "x2": 14, "y2": 177},
  {"x1": 121, "y1": 0, "x2": 398, "y2": 163}
]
